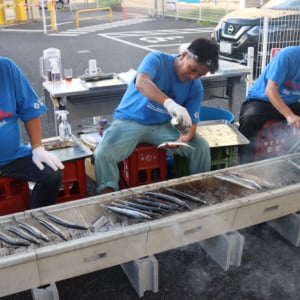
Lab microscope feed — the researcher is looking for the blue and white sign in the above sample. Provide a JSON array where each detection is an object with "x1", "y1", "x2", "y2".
[{"x1": 178, "y1": 0, "x2": 200, "y2": 3}]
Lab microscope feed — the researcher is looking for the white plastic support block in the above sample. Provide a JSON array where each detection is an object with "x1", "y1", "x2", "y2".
[
  {"x1": 121, "y1": 255, "x2": 159, "y2": 297},
  {"x1": 31, "y1": 282, "x2": 59, "y2": 300},
  {"x1": 199, "y1": 231, "x2": 245, "y2": 271},
  {"x1": 267, "y1": 212, "x2": 300, "y2": 247}
]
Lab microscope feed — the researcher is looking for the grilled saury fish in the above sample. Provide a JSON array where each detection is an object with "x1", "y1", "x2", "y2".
[{"x1": 104, "y1": 206, "x2": 152, "y2": 220}]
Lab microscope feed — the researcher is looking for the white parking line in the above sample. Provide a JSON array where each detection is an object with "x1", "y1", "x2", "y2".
[
  {"x1": 51, "y1": 18, "x2": 153, "y2": 36},
  {"x1": 105, "y1": 28, "x2": 212, "y2": 38},
  {"x1": 0, "y1": 28, "x2": 44, "y2": 33},
  {"x1": 100, "y1": 33, "x2": 154, "y2": 52},
  {"x1": 0, "y1": 18, "x2": 152, "y2": 36},
  {"x1": 48, "y1": 33, "x2": 80, "y2": 36},
  {"x1": 99, "y1": 28, "x2": 213, "y2": 53}
]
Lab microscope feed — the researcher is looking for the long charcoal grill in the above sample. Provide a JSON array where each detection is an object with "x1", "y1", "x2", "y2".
[{"x1": 1, "y1": 153, "x2": 300, "y2": 297}]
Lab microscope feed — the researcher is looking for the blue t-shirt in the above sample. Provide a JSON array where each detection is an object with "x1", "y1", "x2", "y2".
[
  {"x1": 246, "y1": 46, "x2": 300, "y2": 104},
  {"x1": 114, "y1": 51, "x2": 203, "y2": 125},
  {"x1": 0, "y1": 57, "x2": 47, "y2": 166}
]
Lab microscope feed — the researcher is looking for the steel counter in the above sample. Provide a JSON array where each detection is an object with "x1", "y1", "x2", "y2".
[
  {"x1": 43, "y1": 61, "x2": 250, "y2": 134},
  {"x1": 43, "y1": 77, "x2": 127, "y2": 134},
  {"x1": 201, "y1": 60, "x2": 250, "y2": 111}
]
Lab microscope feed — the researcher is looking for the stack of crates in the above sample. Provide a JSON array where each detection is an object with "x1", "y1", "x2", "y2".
[
  {"x1": 56, "y1": 159, "x2": 88, "y2": 204},
  {"x1": 199, "y1": 106, "x2": 236, "y2": 170},
  {"x1": 255, "y1": 120, "x2": 296, "y2": 160},
  {"x1": 119, "y1": 144, "x2": 167, "y2": 189},
  {"x1": 210, "y1": 146, "x2": 235, "y2": 170},
  {"x1": 0, "y1": 159, "x2": 88, "y2": 216},
  {"x1": 81, "y1": 138, "x2": 167, "y2": 188},
  {"x1": 0, "y1": 177, "x2": 30, "y2": 216}
]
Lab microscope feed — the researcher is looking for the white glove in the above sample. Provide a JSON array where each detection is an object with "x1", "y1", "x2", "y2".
[
  {"x1": 32, "y1": 146, "x2": 64, "y2": 171},
  {"x1": 163, "y1": 98, "x2": 192, "y2": 134}
]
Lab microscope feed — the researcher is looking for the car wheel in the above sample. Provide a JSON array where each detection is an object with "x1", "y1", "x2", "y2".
[{"x1": 56, "y1": 0, "x2": 64, "y2": 9}]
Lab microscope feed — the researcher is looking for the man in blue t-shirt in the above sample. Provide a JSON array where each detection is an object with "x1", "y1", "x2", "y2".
[
  {"x1": 238, "y1": 46, "x2": 300, "y2": 163},
  {"x1": 0, "y1": 57, "x2": 64, "y2": 208},
  {"x1": 94, "y1": 38, "x2": 219, "y2": 194}
]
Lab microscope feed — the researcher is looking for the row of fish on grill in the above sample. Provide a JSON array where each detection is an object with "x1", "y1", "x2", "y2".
[
  {"x1": 0, "y1": 210, "x2": 88, "y2": 248},
  {"x1": 103, "y1": 188, "x2": 208, "y2": 220},
  {"x1": 0, "y1": 173, "x2": 269, "y2": 248},
  {"x1": 101, "y1": 172, "x2": 272, "y2": 221},
  {"x1": 0, "y1": 187, "x2": 206, "y2": 248}
]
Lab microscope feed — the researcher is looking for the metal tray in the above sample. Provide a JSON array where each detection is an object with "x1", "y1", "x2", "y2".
[
  {"x1": 196, "y1": 120, "x2": 249, "y2": 148},
  {"x1": 43, "y1": 78, "x2": 89, "y2": 97}
]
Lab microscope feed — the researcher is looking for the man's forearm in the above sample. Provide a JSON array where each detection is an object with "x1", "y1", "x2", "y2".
[
  {"x1": 135, "y1": 73, "x2": 169, "y2": 105},
  {"x1": 24, "y1": 117, "x2": 43, "y2": 149}
]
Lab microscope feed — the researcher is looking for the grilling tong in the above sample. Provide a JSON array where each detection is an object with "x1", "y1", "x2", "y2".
[{"x1": 171, "y1": 116, "x2": 191, "y2": 135}]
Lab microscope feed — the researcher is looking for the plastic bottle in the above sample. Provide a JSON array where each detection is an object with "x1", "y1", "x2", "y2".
[
  {"x1": 50, "y1": 59, "x2": 61, "y2": 83},
  {"x1": 56, "y1": 110, "x2": 72, "y2": 142}
]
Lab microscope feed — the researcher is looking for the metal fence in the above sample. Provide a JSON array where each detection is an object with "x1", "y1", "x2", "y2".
[
  {"x1": 256, "y1": 8, "x2": 300, "y2": 77},
  {"x1": 121, "y1": 0, "x2": 268, "y2": 23}
]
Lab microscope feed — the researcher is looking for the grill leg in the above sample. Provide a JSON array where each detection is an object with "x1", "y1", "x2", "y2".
[
  {"x1": 199, "y1": 231, "x2": 245, "y2": 271},
  {"x1": 31, "y1": 283, "x2": 59, "y2": 300},
  {"x1": 121, "y1": 255, "x2": 159, "y2": 297},
  {"x1": 267, "y1": 212, "x2": 300, "y2": 247}
]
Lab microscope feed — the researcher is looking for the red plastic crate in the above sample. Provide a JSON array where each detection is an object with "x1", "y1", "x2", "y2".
[
  {"x1": 255, "y1": 121, "x2": 295, "y2": 160},
  {"x1": 56, "y1": 159, "x2": 88, "y2": 204},
  {"x1": 119, "y1": 144, "x2": 167, "y2": 189},
  {"x1": 0, "y1": 177, "x2": 30, "y2": 216}
]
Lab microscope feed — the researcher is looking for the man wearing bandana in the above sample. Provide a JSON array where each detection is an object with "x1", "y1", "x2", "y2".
[{"x1": 93, "y1": 38, "x2": 219, "y2": 194}]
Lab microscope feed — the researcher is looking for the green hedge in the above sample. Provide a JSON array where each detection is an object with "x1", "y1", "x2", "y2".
[{"x1": 98, "y1": 0, "x2": 121, "y2": 8}]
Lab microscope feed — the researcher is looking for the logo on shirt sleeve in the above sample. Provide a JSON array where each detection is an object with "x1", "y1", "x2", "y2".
[
  {"x1": 0, "y1": 110, "x2": 12, "y2": 121},
  {"x1": 33, "y1": 99, "x2": 45, "y2": 110}
]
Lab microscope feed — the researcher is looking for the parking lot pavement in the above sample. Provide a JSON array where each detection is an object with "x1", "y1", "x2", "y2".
[{"x1": 0, "y1": 8, "x2": 143, "y2": 31}]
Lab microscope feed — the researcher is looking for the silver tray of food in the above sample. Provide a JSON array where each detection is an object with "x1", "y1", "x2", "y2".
[{"x1": 196, "y1": 120, "x2": 249, "y2": 148}]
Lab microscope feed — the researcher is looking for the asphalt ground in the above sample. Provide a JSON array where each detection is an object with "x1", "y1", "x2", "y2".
[{"x1": 1, "y1": 10, "x2": 300, "y2": 300}]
